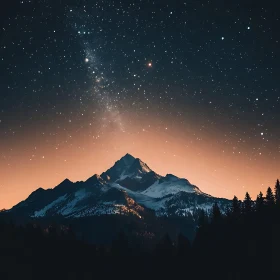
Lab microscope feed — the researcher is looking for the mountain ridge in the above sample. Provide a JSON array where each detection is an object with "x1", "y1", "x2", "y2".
[{"x1": 6, "y1": 153, "x2": 230, "y2": 218}]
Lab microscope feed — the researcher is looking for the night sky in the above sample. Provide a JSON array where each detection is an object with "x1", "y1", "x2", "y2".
[{"x1": 0, "y1": 0, "x2": 279, "y2": 209}]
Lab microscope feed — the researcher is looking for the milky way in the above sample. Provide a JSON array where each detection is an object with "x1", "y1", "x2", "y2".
[{"x1": 68, "y1": 9, "x2": 125, "y2": 136}]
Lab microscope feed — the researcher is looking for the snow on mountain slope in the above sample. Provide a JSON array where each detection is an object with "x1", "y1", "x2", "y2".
[
  {"x1": 59, "y1": 188, "x2": 90, "y2": 216},
  {"x1": 160, "y1": 191, "x2": 229, "y2": 216},
  {"x1": 29, "y1": 178, "x2": 146, "y2": 219},
  {"x1": 141, "y1": 174, "x2": 201, "y2": 198},
  {"x1": 110, "y1": 183, "x2": 166, "y2": 211},
  {"x1": 63, "y1": 189, "x2": 145, "y2": 218},
  {"x1": 33, "y1": 195, "x2": 67, "y2": 217},
  {"x1": 110, "y1": 182, "x2": 228, "y2": 216}
]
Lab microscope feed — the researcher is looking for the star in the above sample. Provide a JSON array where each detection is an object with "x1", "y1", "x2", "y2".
[
  {"x1": 85, "y1": 58, "x2": 89, "y2": 63},
  {"x1": 147, "y1": 62, "x2": 152, "y2": 67}
]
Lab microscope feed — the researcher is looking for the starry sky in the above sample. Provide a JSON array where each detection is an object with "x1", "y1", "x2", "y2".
[{"x1": 0, "y1": 0, "x2": 279, "y2": 209}]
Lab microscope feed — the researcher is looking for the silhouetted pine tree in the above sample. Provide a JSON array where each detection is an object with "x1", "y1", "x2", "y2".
[
  {"x1": 265, "y1": 187, "x2": 275, "y2": 206},
  {"x1": 211, "y1": 202, "x2": 222, "y2": 223},
  {"x1": 198, "y1": 209, "x2": 208, "y2": 228},
  {"x1": 231, "y1": 196, "x2": 241, "y2": 218},
  {"x1": 255, "y1": 192, "x2": 264, "y2": 211},
  {"x1": 274, "y1": 179, "x2": 280, "y2": 206},
  {"x1": 243, "y1": 192, "x2": 252, "y2": 214}
]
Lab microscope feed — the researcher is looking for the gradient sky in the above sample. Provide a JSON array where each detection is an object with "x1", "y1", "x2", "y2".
[{"x1": 0, "y1": 0, "x2": 279, "y2": 209}]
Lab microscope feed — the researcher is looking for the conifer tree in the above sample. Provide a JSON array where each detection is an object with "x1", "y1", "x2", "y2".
[
  {"x1": 211, "y1": 202, "x2": 222, "y2": 223},
  {"x1": 265, "y1": 187, "x2": 275, "y2": 206},
  {"x1": 198, "y1": 209, "x2": 208, "y2": 228},
  {"x1": 243, "y1": 192, "x2": 252, "y2": 213},
  {"x1": 274, "y1": 179, "x2": 280, "y2": 206},
  {"x1": 231, "y1": 196, "x2": 241, "y2": 217},
  {"x1": 256, "y1": 192, "x2": 264, "y2": 211}
]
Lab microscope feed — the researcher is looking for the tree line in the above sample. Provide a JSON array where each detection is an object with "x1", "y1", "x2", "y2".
[{"x1": 1, "y1": 179, "x2": 280, "y2": 279}]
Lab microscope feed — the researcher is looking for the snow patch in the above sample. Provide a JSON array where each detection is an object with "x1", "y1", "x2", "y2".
[
  {"x1": 110, "y1": 183, "x2": 168, "y2": 211},
  {"x1": 141, "y1": 179, "x2": 197, "y2": 198},
  {"x1": 33, "y1": 195, "x2": 67, "y2": 217},
  {"x1": 59, "y1": 188, "x2": 89, "y2": 216}
]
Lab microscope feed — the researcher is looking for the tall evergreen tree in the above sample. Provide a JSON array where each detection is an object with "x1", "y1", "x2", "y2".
[
  {"x1": 274, "y1": 179, "x2": 280, "y2": 206},
  {"x1": 211, "y1": 202, "x2": 222, "y2": 223},
  {"x1": 198, "y1": 209, "x2": 208, "y2": 228},
  {"x1": 255, "y1": 192, "x2": 264, "y2": 211},
  {"x1": 231, "y1": 196, "x2": 241, "y2": 217},
  {"x1": 265, "y1": 187, "x2": 275, "y2": 206},
  {"x1": 243, "y1": 192, "x2": 252, "y2": 213}
]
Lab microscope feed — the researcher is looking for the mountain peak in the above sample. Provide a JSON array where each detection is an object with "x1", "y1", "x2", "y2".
[
  {"x1": 101, "y1": 154, "x2": 135, "y2": 181},
  {"x1": 124, "y1": 153, "x2": 134, "y2": 158},
  {"x1": 120, "y1": 153, "x2": 136, "y2": 166},
  {"x1": 54, "y1": 178, "x2": 73, "y2": 190},
  {"x1": 62, "y1": 178, "x2": 72, "y2": 184},
  {"x1": 101, "y1": 154, "x2": 153, "y2": 182}
]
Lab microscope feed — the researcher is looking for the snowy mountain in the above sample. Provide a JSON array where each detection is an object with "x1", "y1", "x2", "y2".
[
  {"x1": 7, "y1": 153, "x2": 230, "y2": 218},
  {"x1": 141, "y1": 174, "x2": 202, "y2": 198},
  {"x1": 11, "y1": 175, "x2": 144, "y2": 219}
]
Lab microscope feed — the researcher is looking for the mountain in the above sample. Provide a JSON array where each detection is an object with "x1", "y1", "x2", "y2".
[
  {"x1": 6, "y1": 153, "x2": 230, "y2": 219},
  {"x1": 100, "y1": 153, "x2": 158, "y2": 192}
]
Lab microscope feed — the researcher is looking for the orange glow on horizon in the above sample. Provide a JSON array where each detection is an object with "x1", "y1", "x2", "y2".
[{"x1": 0, "y1": 111, "x2": 278, "y2": 210}]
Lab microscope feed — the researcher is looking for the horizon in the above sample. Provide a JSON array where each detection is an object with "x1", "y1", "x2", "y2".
[
  {"x1": 2, "y1": 151, "x2": 278, "y2": 210},
  {"x1": 1, "y1": 1, "x2": 279, "y2": 209}
]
